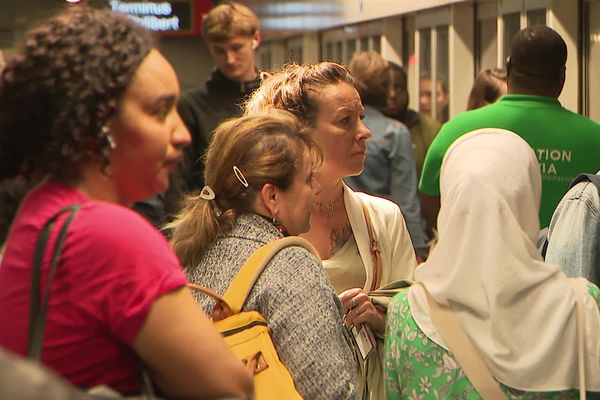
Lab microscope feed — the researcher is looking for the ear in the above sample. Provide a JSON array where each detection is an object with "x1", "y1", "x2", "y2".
[
  {"x1": 259, "y1": 183, "x2": 278, "y2": 216},
  {"x1": 555, "y1": 68, "x2": 566, "y2": 97},
  {"x1": 505, "y1": 58, "x2": 512, "y2": 92},
  {"x1": 252, "y1": 31, "x2": 261, "y2": 50}
]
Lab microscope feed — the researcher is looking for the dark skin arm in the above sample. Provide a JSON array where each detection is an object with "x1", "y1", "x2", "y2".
[{"x1": 420, "y1": 193, "x2": 440, "y2": 231}]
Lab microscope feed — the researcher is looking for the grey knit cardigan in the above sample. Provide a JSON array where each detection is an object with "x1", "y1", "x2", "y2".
[{"x1": 187, "y1": 213, "x2": 358, "y2": 399}]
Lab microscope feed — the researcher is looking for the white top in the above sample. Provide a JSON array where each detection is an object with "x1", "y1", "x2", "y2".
[
  {"x1": 408, "y1": 128, "x2": 600, "y2": 391},
  {"x1": 342, "y1": 184, "x2": 416, "y2": 292}
]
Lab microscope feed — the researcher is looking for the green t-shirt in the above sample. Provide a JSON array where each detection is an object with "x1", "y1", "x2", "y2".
[{"x1": 419, "y1": 95, "x2": 600, "y2": 226}]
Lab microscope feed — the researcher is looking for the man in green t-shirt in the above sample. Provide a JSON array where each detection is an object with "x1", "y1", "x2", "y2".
[{"x1": 419, "y1": 26, "x2": 600, "y2": 228}]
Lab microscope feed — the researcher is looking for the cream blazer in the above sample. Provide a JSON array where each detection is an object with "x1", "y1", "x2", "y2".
[{"x1": 343, "y1": 183, "x2": 417, "y2": 291}]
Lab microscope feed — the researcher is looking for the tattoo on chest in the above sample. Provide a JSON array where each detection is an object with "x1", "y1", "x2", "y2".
[{"x1": 330, "y1": 224, "x2": 352, "y2": 255}]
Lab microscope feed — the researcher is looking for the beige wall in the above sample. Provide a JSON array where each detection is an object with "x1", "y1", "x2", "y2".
[{"x1": 158, "y1": 36, "x2": 215, "y2": 91}]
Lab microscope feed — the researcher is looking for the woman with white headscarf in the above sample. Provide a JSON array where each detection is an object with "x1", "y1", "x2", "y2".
[{"x1": 384, "y1": 128, "x2": 600, "y2": 398}]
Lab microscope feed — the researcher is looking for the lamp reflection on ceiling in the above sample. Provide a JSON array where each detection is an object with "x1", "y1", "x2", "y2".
[{"x1": 252, "y1": 1, "x2": 344, "y2": 32}]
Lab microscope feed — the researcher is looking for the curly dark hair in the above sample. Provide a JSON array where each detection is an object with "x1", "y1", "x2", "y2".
[{"x1": 0, "y1": 6, "x2": 155, "y2": 184}]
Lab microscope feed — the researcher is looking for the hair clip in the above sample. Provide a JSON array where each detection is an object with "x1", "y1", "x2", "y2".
[
  {"x1": 199, "y1": 185, "x2": 216, "y2": 200},
  {"x1": 233, "y1": 165, "x2": 249, "y2": 188}
]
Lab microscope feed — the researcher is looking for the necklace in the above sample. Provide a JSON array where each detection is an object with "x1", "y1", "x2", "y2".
[{"x1": 315, "y1": 192, "x2": 344, "y2": 218}]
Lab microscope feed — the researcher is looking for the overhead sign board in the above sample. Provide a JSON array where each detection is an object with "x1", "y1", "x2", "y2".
[{"x1": 110, "y1": 0, "x2": 208, "y2": 35}]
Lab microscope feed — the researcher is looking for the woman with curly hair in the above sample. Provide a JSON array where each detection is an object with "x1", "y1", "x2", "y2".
[{"x1": 0, "y1": 6, "x2": 252, "y2": 398}]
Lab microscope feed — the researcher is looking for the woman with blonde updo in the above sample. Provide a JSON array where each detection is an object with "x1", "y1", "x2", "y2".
[
  {"x1": 246, "y1": 62, "x2": 417, "y2": 400},
  {"x1": 168, "y1": 110, "x2": 358, "y2": 399}
]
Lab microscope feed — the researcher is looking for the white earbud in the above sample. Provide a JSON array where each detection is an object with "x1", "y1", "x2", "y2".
[{"x1": 251, "y1": 40, "x2": 258, "y2": 50}]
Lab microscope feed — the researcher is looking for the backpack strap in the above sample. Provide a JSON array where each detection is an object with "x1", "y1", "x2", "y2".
[
  {"x1": 415, "y1": 283, "x2": 508, "y2": 400},
  {"x1": 187, "y1": 283, "x2": 234, "y2": 316},
  {"x1": 223, "y1": 237, "x2": 320, "y2": 314},
  {"x1": 572, "y1": 278, "x2": 588, "y2": 400}
]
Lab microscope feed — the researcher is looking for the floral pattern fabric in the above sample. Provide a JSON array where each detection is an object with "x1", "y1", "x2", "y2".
[{"x1": 384, "y1": 286, "x2": 600, "y2": 400}]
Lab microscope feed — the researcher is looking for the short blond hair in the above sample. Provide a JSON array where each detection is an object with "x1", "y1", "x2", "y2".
[
  {"x1": 202, "y1": 1, "x2": 259, "y2": 42},
  {"x1": 348, "y1": 51, "x2": 389, "y2": 107}
]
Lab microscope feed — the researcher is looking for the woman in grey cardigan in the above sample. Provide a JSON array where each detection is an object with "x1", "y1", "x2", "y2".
[{"x1": 168, "y1": 111, "x2": 358, "y2": 399}]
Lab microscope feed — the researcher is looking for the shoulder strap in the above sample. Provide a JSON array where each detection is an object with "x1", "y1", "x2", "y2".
[
  {"x1": 223, "y1": 236, "x2": 320, "y2": 314},
  {"x1": 360, "y1": 203, "x2": 382, "y2": 291},
  {"x1": 572, "y1": 278, "x2": 588, "y2": 400},
  {"x1": 28, "y1": 205, "x2": 81, "y2": 361},
  {"x1": 415, "y1": 283, "x2": 508, "y2": 400}
]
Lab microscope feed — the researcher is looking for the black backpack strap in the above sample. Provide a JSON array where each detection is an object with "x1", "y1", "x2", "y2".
[{"x1": 28, "y1": 205, "x2": 81, "y2": 361}]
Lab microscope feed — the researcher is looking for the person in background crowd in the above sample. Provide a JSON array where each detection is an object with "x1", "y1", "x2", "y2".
[
  {"x1": 134, "y1": 1, "x2": 262, "y2": 227},
  {"x1": 546, "y1": 170, "x2": 600, "y2": 286},
  {"x1": 246, "y1": 62, "x2": 417, "y2": 400},
  {"x1": 467, "y1": 68, "x2": 508, "y2": 110},
  {"x1": 419, "y1": 74, "x2": 449, "y2": 123},
  {"x1": 0, "y1": 7, "x2": 252, "y2": 398},
  {"x1": 346, "y1": 51, "x2": 428, "y2": 260},
  {"x1": 383, "y1": 61, "x2": 441, "y2": 178},
  {"x1": 168, "y1": 111, "x2": 358, "y2": 399},
  {"x1": 0, "y1": 178, "x2": 35, "y2": 259},
  {"x1": 383, "y1": 61, "x2": 440, "y2": 241},
  {"x1": 419, "y1": 26, "x2": 600, "y2": 230},
  {"x1": 385, "y1": 129, "x2": 600, "y2": 398}
]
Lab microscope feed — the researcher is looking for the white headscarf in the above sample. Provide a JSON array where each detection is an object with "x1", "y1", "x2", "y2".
[{"x1": 408, "y1": 128, "x2": 600, "y2": 391}]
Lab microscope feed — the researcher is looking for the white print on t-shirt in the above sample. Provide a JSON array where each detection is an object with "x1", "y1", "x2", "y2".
[{"x1": 535, "y1": 148, "x2": 573, "y2": 182}]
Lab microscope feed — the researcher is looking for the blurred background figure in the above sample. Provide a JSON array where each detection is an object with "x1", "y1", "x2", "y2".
[
  {"x1": 346, "y1": 51, "x2": 428, "y2": 260},
  {"x1": 246, "y1": 62, "x2": 417, "y2": 400},
  {"x1": 385, "y1": 129, "x2": 600, "y2": 398},
  {"x1": 419, "y1": 75, "x2": 449, "y2": 123},
  {"x1": 546, "y1": 170, "x2": 600, "y2": 286},
  {"x1": 383, "y1": 61, "x2": 440, "y2": 244},
  {"x1": 134, "y1": 1, "x2": 262, "y2": 228},
  {"x1": 169, "y1": 111, "x2": 358, "y2": 399},
  {"x1": 0, "y1": 347, "x2": 92, "y2": 400},
  {"x1": 0, "y1": 178, "x2": 35, "y2": 260},
  {"x1": 467, "y1": 68, "x2": 508, "y2": 110},
  {"x1": 0, "y1": 7, "x2": 252, "y2": 398},
  {"x1": 383, "y1": 62, "x2": 440, "y2": 179}
]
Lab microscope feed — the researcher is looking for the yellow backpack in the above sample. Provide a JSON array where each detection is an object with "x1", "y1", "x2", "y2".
[{"x1": 189, "y1": 237, "x2": 320, "y2": 400}]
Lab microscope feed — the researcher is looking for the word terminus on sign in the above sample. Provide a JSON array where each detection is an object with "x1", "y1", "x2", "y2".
[{"x1": 110, "y1": 0, "x2": 213, "y2": 36}]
